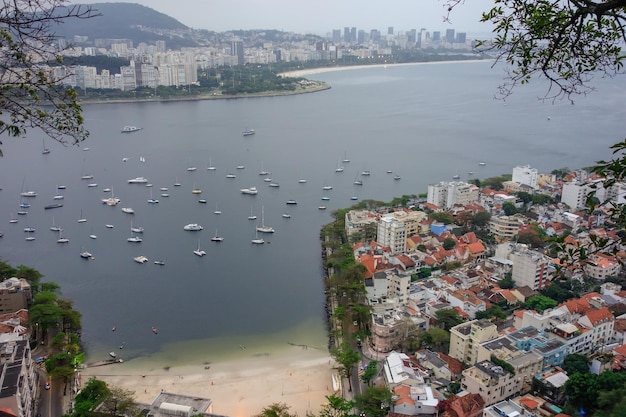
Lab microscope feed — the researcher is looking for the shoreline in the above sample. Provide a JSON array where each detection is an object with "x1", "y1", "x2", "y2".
[
  {"x1": 82, "y1": 345, "x2": 336, "y2": 417},
  {"x1": 76, "y1": 59, "x2": 489, "y2": 106}
]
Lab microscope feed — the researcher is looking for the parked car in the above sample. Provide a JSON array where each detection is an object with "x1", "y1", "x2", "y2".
[{"x1": 44, "y1": 381, "x2": 50, "y2": 390}]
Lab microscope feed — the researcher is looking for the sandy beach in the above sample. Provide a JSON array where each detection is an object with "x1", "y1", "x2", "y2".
[
  {"x1": 81, "y1": 346, "x2": 337, "y2": 417},
  {"x1": 279, "y1": 59, "x2": 490, "y2": 78}
]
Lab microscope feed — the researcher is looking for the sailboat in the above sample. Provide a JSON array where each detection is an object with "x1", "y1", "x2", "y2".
[
  {"x1": 211, "y1": 229, "x2": 224, "y2": 242},
  {"x1": 80, "y1": 246, "x2": 93, "y2": 259},
  {"x1": 256, "y1": 206, "x2": 274, "y2": 233},
  {"x1": 354, "y1": 174, "x2": 363, "y2": 186},
  {"x1": 251, "y1": 230, "x2": 265, "y2": 244},
  {"x1": 187, "y1": 158, "x2": 197, "y2": 172},
  {"x1": 214, "y1": 203, "x2": 222, "y2": 215},
  {"x1": 147, "y1": 188, "x2": 159, "y2": 204},
  {"x1": 174, "y1": 177, "x2": 181, "y2": 187},
  {"x1": 193, "y1": 239, "x2": 206, "y2": 256},
  {"x1": 56, "y1": 230, "x2": 69, "y2": 243},
  {"x1": 77, "y1": 209, "x2": 87, "y2": 223},
  {"x1": 53, "y1": 184, "x2": 64, "y2": 200},
  {"x1": 25, "y1": 229, "x2": 35, "y2": 241},
  {"x1": 42, "y1": 138, "x2": 50, "y2": 155},
  {"x1": 342, "y1": 151, "x2": 350, "y2": 163},
  {"x1": 207, "y1": 157, "x2": 216, "y2": 171},
  {"x1": 259, "y1": 162, "x2": 270, "y2": 176},
  {"x1": 128, "y1": 221, "x2": 143, "y2": 242},
  {"x1": 50, "y1": 217, "x2": 62, "y2": 232},
  {"x1": 248, "y1": 206, "x2": 257, "y2": 220},
  {"x1": 9, "y1": 214, "x2": 18, "y2": 224},
  {"x1": 335, "y1": 160, "x2": 344, "y2": 173}
]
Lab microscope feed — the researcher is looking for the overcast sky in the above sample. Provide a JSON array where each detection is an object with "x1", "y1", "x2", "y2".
[{"x1": 74, "y1": 0, "x2": 495, "y2": 36}]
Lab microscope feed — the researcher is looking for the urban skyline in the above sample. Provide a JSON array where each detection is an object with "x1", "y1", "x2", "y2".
[{"x1": 72, "y1": 0, "x2": 495, "y2": 36}]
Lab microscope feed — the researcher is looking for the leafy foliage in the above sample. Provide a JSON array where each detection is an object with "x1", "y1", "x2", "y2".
[
  {"x1": 435, "y1": 309, "x2": 464, "y2": 330},
  {"x1": 331, "y1": 342, "x2": 360, "y2": 392},
  {"x1": 524, "y1": 294, "x2": 557, "y2": 312},
  {"x1": 253, "y1": 403, "x2": 297, "y2": 417},
  {"x1": 354, "y1": 386, "x2": 393, "y2": 417},
  {"x1": 0, "y1": 0, "x2": 96, "y2": 154},
  {"x1": 319, "y1": 395, "x2": 355, "y2": 417},
  {"x1": 562, "y1": 353, "x2": 590, "y2": 376}
]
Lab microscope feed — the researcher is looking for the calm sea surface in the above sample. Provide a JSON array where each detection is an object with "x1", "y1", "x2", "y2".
[{"x1": 0, "y1": 61, "x2": 624, "y2": 366}]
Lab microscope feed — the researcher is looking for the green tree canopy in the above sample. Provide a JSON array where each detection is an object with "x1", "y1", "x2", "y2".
[
  {"x1": 254, "y1": 402, "x2": 297, "y2": 417},
  {"x1": 562, "y1": 353, "x2": 590, "y2": 376},
  {"x1": 442, "y1": 237, "x2": 456, "y2": 250},
  {"x1": 430, "y1": 212, "x2": 455, "y2": 225},
  {"x1": 502, "y1": 202, "x2": 517, "y2": 216},
  {"x1": 524, "y1": 295, "x2": 558, "y2": 312},
  {"x1": 435, "y1": 308, "x2": 464, "y2": 330},
  {"x1": 354, "y1": 386, "x2": 393, "y2": 417},
  {"x1": 331, "y1": 342, "x2": 360, "y2": 392},
  {"x1": 473, "y1": 211, "x2": 492, "y2": 228}
]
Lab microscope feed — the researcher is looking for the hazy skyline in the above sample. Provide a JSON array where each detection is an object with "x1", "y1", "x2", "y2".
[{"x1": 74, "y1": 0, "x2": 495, "y2": 36}]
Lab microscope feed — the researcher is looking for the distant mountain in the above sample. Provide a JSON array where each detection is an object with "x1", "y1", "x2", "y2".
[{"x1": 51, "y1": 3, "x2": 198, "y2": 48}]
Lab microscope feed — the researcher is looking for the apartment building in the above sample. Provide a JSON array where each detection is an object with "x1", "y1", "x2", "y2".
[
  {"x1": 0, "y1": 339, "x2": 39, "y2": 417},
  {"x1": 494, "y1": 243, "x2": 556, "y2": 290},
  {"x1": 512, "y1": 165, "x2": 539, "y2": 189},
  {"x1": 462, "y1": 360, "x2": 524, "y2": 406},
  {"x1": 449, "y1": 320, "x2": 499, "y2": 364},
  {"x1": 0, "y1": 278, "x2": 32, "y2": 314},
  {"x1": 377, "y1": 215, "x2": 407, "y2": 254},
  {"x1": 427, "y1": 181, "x2": 479, "y2": 209},
  {"x1": 489, "y1": 215, "x2": 522, "y2": 242}
]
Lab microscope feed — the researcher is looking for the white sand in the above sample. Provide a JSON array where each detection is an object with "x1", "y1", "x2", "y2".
[
  {"x1": 81, "y1": 347, "x2": 337, "y2": 417},
  {"x1": 280, "y1": 59, "x2": 490, "y2": 78}
]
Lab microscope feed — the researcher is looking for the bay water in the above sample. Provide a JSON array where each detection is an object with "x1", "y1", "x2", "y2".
[{"x1": 0, "y1": 61, "x2": 624, "y2": 367}]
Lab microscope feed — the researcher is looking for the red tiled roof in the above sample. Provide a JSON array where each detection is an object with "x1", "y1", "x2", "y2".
[
  {"x1": 519, "y1": 397, "x2": 539, "y2": 410},
  {"x1": 584, "y1": 307, "x2": 614, "y2": 325},
  {"x1": 439, "y1": 352, "x2": 463, "y2": 374}
]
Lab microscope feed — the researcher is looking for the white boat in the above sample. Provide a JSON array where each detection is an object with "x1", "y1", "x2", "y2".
[
  {"x1": 264, "y1": 177, "x2": 272, "y2": 182},
  {"x1": 128, "y1": 177, "x2": 148, "y2": 184},
  {"x1": 174, "y1": 178, "x2": 181, "y2": 187},
  {"x1": 89, "y1": 234, "x2": 97, "y2": 239},
  {"x1": 248, "y1": 207, "x2": 257, "y2": 221},
  {"x1": 394, "y1": 174, "x2": 401, "y2": 181},
  {"x1": 109, "y1": 351, "x2": 118, "y2": 359},
  {"x1": 56, "y1": 231, "x2": 69, "y2": 243},
  {"x1": 133, "y1": 256, "x2": 149, "y2": 264},
  {"x1": 9, "y1": 215, "x2": 18, "y2": 224},
  {"x1": 161, "y1": 193, "x2": 170, "y2": 197},
  {"x1": 50, "y1": 217, "x2": 62, "y2": 232},
  {"x1": 23, "y1": 226, "x2": 36, "y2": 233},
  {"x1": 269, "y1": 182, "x2": 279, "y2": 188},
  {"x1": 298, "y1": 179, "x2": 307, "y2": 183},
  {"x1": 335, "y1": 161, "x2": 344, "y2": 173},
  {"x1": 87, "y1": 183, "x2": 98, "y2": 188},
  {"x1": 322, "y1": 185, "x2": 333, "y2": 190},
  {"x1": 318, "y1": 206, "x2": 327, "y2": 210},
  {"x1": 286, "y1": 200, "x2": 297, "y2": 205},
  {"x1": 160, "y1": 187, "x2": 169, "y2": 191},
  {"x1": 214, "y1": 203, "x2": 222, "y2": 215},
  {"x1": 42, "y1": 138, "x2": 51, "y2": 155},
  {"x1": 258, "y1": 162, "x2": 270, "y2": 176},
  {"x1": 236, "y1": 165, "x2": 245, "y2": 170},
  {"x1": 183, "y1": 223, "x2": 203, "y2": 231},
  {"x1": 211, "y1": 230, "x2": 224, "y2": 242},
  {"x1": 147, "y1": 189, "x2": 159, "y2": 204},
  {"x1": 80, "y1": 248, "x2": 93, "y2": 259},
  {"x1": 187, "y1": 158, "x2": 197, "y2": 171},
  {"x1": 256, "y1": 206, "x2": 274, "y2": 233},
  {"x1": 452, "y1": 174, "x2": 460, "y2": 180},
  {"x1": 105, "y1": 224, "x2": 114, "y2": 229},
  {"x1": 193, "y1": 239, "x2": 206, "y2": 256},
  {"x1": 57, "y1": 185, "x2": 66, "y2": 190},
  {"x1": 207, "y1": 157, "x2": 216, "y2": 171},
  {"x1": 102, "y1": 195, "x2": 121, "y2": 206},
  {"x1": 241, "y1": 187, "x2": 258, "y2": 195},
  {"x1": 479, "y1": 161, "x2": 487, "y2": 166},
  {"x1": 121, "y1": 126, "x2": 142, "y2": 133},
  {"x1": 140, "y1": 156, "x2": 146, "y2": 163},
  {"x1": 77, "y1": 209, "x2": 87, "y2": 223},
  {"x1": 80, "y1": 175, "x2": 93, "y2": 180},
  {"x1": 154, "y1": 260, "x2": 165, "y2": 266},
  {"x1": 121, "y1": 207, "x2": 135, "y2": 214},
  {"x1": 131, "y1": 226, "x2": 144, "y2": 233},
  {"x1": 20, "y1": 190, "x2": 37, "y2": 197},
  {"x1": 321, "y1": 197, "x2": 330, "y2": 201},
  {"x1": 342, "y1": 152, "x2": 350, "y2": 163},
  {"x1": 251, "y1": 230, "x2": 265, "y2": 244},
  {"x1": 242, "y1": 128, "x2": 255, "y2": 136},
  {"x1": 282, "y1": 213, "x2": 291, "y2": 218},
  {"x1": 350, "y1": 196, "x2": 358, "y2": 200},
  {"x1": 127, "y1": 235, "x2": 142, "y2": 243},
  {"x1": 361, "y1": 170, "x2": 371, "y2": 176},
  {"x1": 198, "y1": 199, "x2": 207, "y2": 204},
  {"x1": 226, "y1": 173, "x2": 236, "y2": 179},
  {"x1": 191, "y1": 184, "x2": 202, "y2": 194},
  {"x1": 103, "y1": 188, "x2": 111, "y2": 193}
]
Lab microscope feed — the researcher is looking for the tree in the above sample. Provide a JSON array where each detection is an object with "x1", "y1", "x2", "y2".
[
  {"x1": 473, "y1": 211, "x2": 492, "y2": 228},
  {"x1": 524, "y1": 295, "x2": 558, "y2": 312},
  {"x1": 254, "y1": 402, "x2": 297, "y2": 417},
  {"x1": 475, "y1": 305, "x2": 507, "y2": 322},
  {"x1": 331, "y1": 341, "x2": 360, "y2": 392},
  {"x1": 442, "y1": 237, "x2": 456, "y2": 250},
  {"x1": 472, "y1": 0, "x2": 626, "y2": 101},
  {"x1": 354, "y1": 386, "x2": 393, "y2": 417},
  {"x1": 0, "y1": 1, "x2": 97, "y2": 155},
  {"x1": 562, "y1": 353, "x2": 590, "y2": 376},
  {"x1": 99, "y1": 386, "x2": 140, "y2": 417},
  {"x1": 71, "y1": 378, "x2": 110, "y2": 417},
  {"x1": 499, "y1": 272, "x2": 515, "y2": 289},
  {"x1": 421, "y1": 327, "x2": 451, "y2": 352},
  {"x1": 502, "y1": 202, "x2": 517, "y2": 216},
  {"x1": 319, "y1": 395, "x2": 355, "y2": 417},
  {"x1": 360, "y1": 360, "x2": 378, "y2": 386},
  {"x1": 430, "y1": 212, "x2": 455, "y2": 225},
  {"x1": 435, "y1": 308, "x2": 464, "y2": 330}
]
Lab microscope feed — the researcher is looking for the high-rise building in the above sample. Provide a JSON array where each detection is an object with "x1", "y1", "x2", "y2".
[
  {"x1": 446, "y1": 29, "x2": 455, "y2": 43},
  {"x1": 456, "y1": 32, "x2": 466, "y2": 44},
  {"x1": 344, "y1": 27, "x2": 350, "y2": 42},
  {"x1": 357, "y1": 30, "x2": 365, "y2": 44},
  {"x1": 350, "y1": 27, "x2": 356, "y2": 42},
  {"x1": 332, "y1": 29, "x2": 341, "y2": 43},
  {"x1": 231, "y1": 40, "x2": 244, "y2": 65},
  {"x1": 370, "y1": 29, "x2": 381, "y2": 41},
  {"x1": 388, "y1": 26, "x2": 394, "y2": 35},
  {"x1": 427, "y1": 181, "x2": 479, "y2": 209},
  {"x1": 432, "y1": 31, "x2": 441, "y2": 41},
  {"x1": 494, "y1": 243, "x2": 556, "y2": 290},
  {"x1": 407, "y1": 29, "x2": 417, "y2": 43}
]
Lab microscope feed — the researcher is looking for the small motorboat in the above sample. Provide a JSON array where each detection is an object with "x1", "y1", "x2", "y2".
[
  {"x1": 152, "y1": 326, "x2": 158, "y2": 334},
  {"x1": 109, "y1": 352, "x2": 117, "y2": 358},
  {"x1": 154, "y1": 260, "x2": 165, "y2": 266}
]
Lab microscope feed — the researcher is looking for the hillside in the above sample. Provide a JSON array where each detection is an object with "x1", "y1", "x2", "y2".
[{"x1": 51, "y1": 2, "x2": 198, "y2": 48}]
